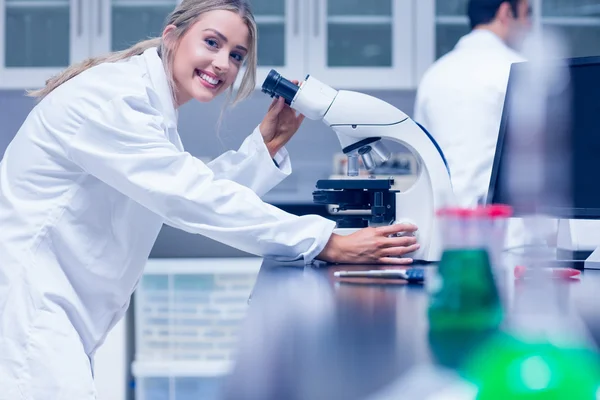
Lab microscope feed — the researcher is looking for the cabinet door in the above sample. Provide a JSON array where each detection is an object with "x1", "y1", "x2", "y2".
[
  {"x1": 434, "y1": 0, "x2": 469, "y2": 59},
  {"x1": 94, "y1": 0, "x2": 303, "y2": 89},
  {"x1": 251, "y1": 0, "x2": 304, "y2": 87},
  {"x1": 413, "y1": 0, "x2": 469, "y2": 86},
  {"x1": 0, "y1": 0, "x2": 90, "y2": 89},
  {"x1": 540, "y1": 0, "x2": 600, "y2": 58},
  {"x1": 307, "y1": 0, "x2": 413, "y2": 89},
  {"x1": 92, "y1": 0, "x2": 179, "y2": 55}
]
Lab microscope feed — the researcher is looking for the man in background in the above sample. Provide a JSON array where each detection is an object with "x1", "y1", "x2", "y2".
[{"x1": 414, "y1": 0, "x2": 531, "y2": 207}]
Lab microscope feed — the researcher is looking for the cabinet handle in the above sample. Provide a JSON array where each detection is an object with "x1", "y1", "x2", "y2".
[
  {"x1": 98, "y1": 0, "x2": 103, "y2": 36},
  {"x1": 77, "y1": 0, "x2": 82, "y2": 37},
  {"x1": 313, "y1": 0, "x2": 320, "y2": 37},
  {"x1": 293, "y1": 0, "x2": 299, "y2": 36}
]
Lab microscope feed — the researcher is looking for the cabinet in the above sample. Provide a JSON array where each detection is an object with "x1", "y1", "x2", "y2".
[
  {"x1": 539, "y1": 0, "x2": 600, "y2": 58},
  {"x1": 96, "y1": 0, "x2": 179, "y2": 55},
  {"x1": 132, "y1": 257, "x2": 262, "y2": 400},
  {"x1": 5, "y1": 1, "x2": 596, "y2": 91},
  {"x1": 0, "y1": 0, "x2": 414, "y2": 90},
  {"x1": 427, "y1": 0, "x2": 600, "y2": 63},
  {"x1": 248, "y1": 0, "x2": 414, "y2": 89},
  {"x1": 0, "y1": 0, "x2": 89, "y2": 89},
  {"x1": 302, "y1": 0, "x2": 413, "y2": 89},
  {"x1": 432, "y1": 0, "x2": 469, "y2": 60},
  {"x1": 0, "y1": 0, "x2": 181, "y2": 89}
]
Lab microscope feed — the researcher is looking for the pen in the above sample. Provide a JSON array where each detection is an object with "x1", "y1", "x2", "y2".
[
  {"x1": 334, "y1": 269, "x2": 408, "y2": 278},
  {"x1": 334, "y1": 269, "x2": 425, "y2": 283}
]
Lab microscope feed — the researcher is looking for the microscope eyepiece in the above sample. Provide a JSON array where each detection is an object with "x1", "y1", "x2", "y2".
[{"x1": 261, "y1": 69, "x2": 298, "y2": 105}]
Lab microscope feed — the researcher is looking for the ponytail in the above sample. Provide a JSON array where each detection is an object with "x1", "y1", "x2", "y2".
[{"x1": 27, "y1": 38, "x2": 162, "y2": 100}]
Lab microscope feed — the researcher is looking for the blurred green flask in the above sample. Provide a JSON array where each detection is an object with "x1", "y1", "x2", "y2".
[
  {"x1": 428, "y1": 248, "x2": 502, "y2": 331},
  {"x1": 463, "y1": 331, "x2": 600, "y2": 399},
  {"x1": 427, "y1": 247, "x2": 503, "y2": 370}
]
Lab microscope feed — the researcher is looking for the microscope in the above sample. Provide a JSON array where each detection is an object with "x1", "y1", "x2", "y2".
[{"x1": 261, "y1": 70, "x2": 455, "y2": 262}]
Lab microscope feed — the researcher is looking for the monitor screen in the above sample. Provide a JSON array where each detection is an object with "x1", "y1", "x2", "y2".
[{"x1": 487, "y1": 56, "x2": 600, "y2": 218}]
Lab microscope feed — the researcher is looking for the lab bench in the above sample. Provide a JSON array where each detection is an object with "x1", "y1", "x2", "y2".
[
  {"x1": 131, "y1": 256, "x2": 600, "y2": 400},
  {"x1": 223, "y1": 259, "x2": 600, "y2": 400}
]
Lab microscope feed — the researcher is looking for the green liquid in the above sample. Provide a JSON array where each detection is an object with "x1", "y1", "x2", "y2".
[
  {"x1": 463, "y1": 332, "x2": 600, "y2": 399},
  {"x1": 428, "y1": 249, "x2": 503, "y2": 332},
  {"x1": 427, "y1": 248, "x2": 504, "y2": 370}
]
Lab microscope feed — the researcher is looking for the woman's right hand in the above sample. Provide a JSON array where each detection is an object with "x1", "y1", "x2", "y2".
[{"x1": 316, "y1": 223, "x2": 420, "y2": 265}]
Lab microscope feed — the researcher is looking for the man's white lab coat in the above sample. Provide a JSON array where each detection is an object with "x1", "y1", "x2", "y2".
[
  {"x1": 414, "y1": 29, "x2": 525, "y2": 207},
  {"x1": 0, "y1": 47, "x2": 335, "y2": 399}
]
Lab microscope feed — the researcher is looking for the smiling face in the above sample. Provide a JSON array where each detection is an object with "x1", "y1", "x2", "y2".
[{"x1": 166, "y1": 9, "x2": 250, "y2": 106}]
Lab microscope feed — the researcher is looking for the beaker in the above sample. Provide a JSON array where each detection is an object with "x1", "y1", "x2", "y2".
[{"x1": 427, "y1": 205, "x2": 512, "y2": 370}]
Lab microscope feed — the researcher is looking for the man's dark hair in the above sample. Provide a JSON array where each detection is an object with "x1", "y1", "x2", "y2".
[{"x1": 467, "y1": 0, "x2": 521, "y2": 29}]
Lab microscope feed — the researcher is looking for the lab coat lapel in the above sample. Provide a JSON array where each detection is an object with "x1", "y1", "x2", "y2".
[{"x1": 142, "y1": 47, "x2": 183, "y2": 151}]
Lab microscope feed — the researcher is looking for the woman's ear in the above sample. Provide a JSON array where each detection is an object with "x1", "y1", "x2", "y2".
[{"x1": 162, "y1": 24, "x2": 177, "y2": 44}]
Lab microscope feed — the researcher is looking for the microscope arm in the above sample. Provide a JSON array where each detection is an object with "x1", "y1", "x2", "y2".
[
  {"x1": 261, "y1": 70, "x2": 455, "y2": 261},
  {"x1": 290, "y1": 75, "x2": 448, "y2": 168}
]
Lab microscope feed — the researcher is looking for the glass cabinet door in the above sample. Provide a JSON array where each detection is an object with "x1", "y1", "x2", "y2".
[
  {"x1": 541, "y1": 0, "x2": 600, "y2": 58},
  {"x1": 93, "y1": 0, "x2": 302, "y2": 89},
  {"x1": 110, "y1": 0, "x2": 177, "y2": 52},
  {"x1": 91, "y1": 0, "x2": 178, "y2": 55},
  {"x1": 308, "y1": 0, "x2": 413, "y2": 89},
  {"x1": 435, "y1": 0, "x2": 470, "y2": 59},
  {"x1": 250, "y1": 0, "x2": 303, "y2": 88},
  {"x1": 251, "y1": 0, "x2": 286, "y2": 67},
  {"x1": 326, "y1": 0, "x2": 394, "y2": 68},
  {"x1": 433, "y1": 0, "x2": 600, "y2": 60},
  {"x1": 0, "y1": 0, "x2": 89, "y2": 88},
  {"x1": 108, "y1": 0, "x2": 291, "y2": 63}
]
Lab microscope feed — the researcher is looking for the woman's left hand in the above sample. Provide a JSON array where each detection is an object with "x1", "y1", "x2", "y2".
[{"x1": 259, "y1": 79, "x2": 305, "y2": 158}]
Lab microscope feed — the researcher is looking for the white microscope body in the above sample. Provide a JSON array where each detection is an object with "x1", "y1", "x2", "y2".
[{"x1": 262, "y1": 71, "x2": 455, "y2": 262}]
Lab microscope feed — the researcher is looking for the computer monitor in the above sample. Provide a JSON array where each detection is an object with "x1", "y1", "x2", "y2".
[
  {"x1": 487, "y1": 56, "x2": 600, "y2": 219},
  {"x1": 487, "y1": 56, "x2": 600, "y2": 269}
]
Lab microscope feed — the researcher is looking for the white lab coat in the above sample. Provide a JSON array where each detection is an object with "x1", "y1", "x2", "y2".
[
  {"x1": 414, "y1": 29, "x2": 525, "y2": 207},
  {"x1": 0, "y1": 47, "x2": 335, "y2": 399}
]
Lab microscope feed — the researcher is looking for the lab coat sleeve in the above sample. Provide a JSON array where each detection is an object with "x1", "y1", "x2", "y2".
[
  {"x1": 67, "y1": 95, "x2": 336, "y2": 262},
  {"x1": 205, "y1": 126, "x2": 291, "y2": 197}
]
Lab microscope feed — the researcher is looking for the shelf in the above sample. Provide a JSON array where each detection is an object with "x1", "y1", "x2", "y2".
[
  {"x1": 132, "y1": 360, "x2": 232, "y2": 377},
  {"x1": 327, "y1": 16, "x2": 393, "y2": 24},
  {"x1": 543, "y1": 16, "x2": 600, "y2": 25},
  {"x1": 6, "y1": 0, "x2": 68, "y2": 7},
  {"x1": 144, "y1": 257, "x2": 262, "y2": 275},
  {"x1": 435, "y1": 15, "x2": 600, "y2": 26},
  {"x1": 435, "y1": 15, "x2": 469, "y2": 25}
]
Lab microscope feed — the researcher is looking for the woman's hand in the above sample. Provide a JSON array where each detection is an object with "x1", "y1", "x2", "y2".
[
  {"x1": 259, "y1": 80, "x2": 305, "y2": 158},
  {"x1": 316, "y1": 223, "x2": 420, "y2": 265}
]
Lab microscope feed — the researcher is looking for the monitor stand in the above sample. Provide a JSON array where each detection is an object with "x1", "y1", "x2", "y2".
[
  {"x1": 556, "y1": 219, "x2": 600, "y2": 270},
  {"x1": 585, "y1": 247, "x2": 600, "y2": 270}
]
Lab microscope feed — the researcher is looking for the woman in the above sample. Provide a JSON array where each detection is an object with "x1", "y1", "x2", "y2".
[{"x1": 0, "y1": 0, "x2": 419, "y2": 398}]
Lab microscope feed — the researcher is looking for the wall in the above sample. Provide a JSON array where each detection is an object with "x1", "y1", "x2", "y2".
[{"x1": 0, "y1": 88, "x2": 417, "y2": 257}]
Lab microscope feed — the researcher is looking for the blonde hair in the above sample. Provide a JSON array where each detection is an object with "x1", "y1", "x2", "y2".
[{"x1": 27, "y1": 0, "x2": 258, "y2": 105}]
